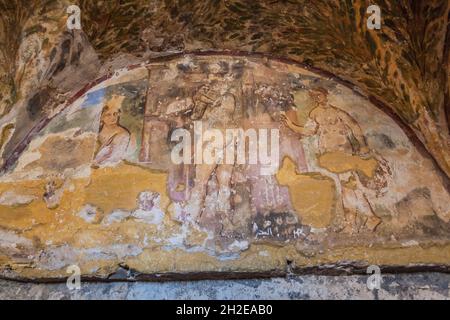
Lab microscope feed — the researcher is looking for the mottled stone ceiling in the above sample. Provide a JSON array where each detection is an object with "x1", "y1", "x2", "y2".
[{"x1": 0, "y1": 0, "x2": 449, "y2": 177}]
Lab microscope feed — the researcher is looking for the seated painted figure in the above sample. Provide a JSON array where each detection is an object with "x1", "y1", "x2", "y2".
[{"x1": 93, "y1": 95, "x2": 131, "y2": 167}]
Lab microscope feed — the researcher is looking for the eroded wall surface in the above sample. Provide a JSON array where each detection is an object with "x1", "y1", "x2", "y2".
[
  {"x1": 0, "y1": 54, "x2": 449, "y2": 280},
  {"x1": 2, "y1": 274, "x2": 450, "y2": 300}
]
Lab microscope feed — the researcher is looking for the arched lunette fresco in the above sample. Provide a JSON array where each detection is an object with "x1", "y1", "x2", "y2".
[
  {"x1": 0, "y1": 53, "x2": 449, "y2": 280},
  {"x1": 2, "y1": 50, "x2": 449, "y2": 188}
]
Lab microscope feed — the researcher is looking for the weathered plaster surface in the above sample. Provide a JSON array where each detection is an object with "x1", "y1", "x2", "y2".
[
  {"x1": 0, "y1": 274, "x2": 449, "y2": 300},
  {"x1": 0, "y1": 54, "x2": 449, "y2": 280}
]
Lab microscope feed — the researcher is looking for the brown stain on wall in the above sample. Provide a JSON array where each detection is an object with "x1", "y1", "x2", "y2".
[
  {"x1": 3, "y1": 241, "x2": 450, "y2": 280},
  {"x1": 85, "y1": 162, "x2": 169, "y2": 214},
  {"x1": 277, "y1": 157, "x2": 335, "y2": 229},
  {"x1": 23, "y1": 134, "x2": 96, "y2": 173},
  {"x1": 318, "y1": 152, "x2": 378, "y2": 178},
  {"x1": 0, "y1": 162, "x2": 170, "y2": 244}
]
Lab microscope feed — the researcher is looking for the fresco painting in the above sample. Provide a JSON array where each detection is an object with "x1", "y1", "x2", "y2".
[{"x1": 0, "y1": 54, "x2": 449, "y2": 279}]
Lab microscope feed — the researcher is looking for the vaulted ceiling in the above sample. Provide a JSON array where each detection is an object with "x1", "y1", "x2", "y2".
[{"x1": 0, "y1": 0, "x2": 449, "y2": 178}]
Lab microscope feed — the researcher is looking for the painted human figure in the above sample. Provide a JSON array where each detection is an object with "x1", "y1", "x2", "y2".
[
  {"x1": 282, "y1": 87, "x2": 369, "y2": 155},
  {"x1": 245, "y1": 85, "x2": 301, "y2": 216},
  {"x1": 188, "y1": 64, "x2": 238, "y2": 225},
  {"x1": 281, "y1": 87, "x2": 383, "y2": 233},
  {"x1": 93, "y1": 95, "x2": 131, "y2": 167}
]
